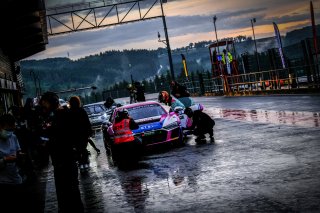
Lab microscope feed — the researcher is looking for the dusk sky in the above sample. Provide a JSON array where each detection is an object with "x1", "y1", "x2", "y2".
[{"x1": 28, "y1": 0, "x2": 320, "y2": 60}]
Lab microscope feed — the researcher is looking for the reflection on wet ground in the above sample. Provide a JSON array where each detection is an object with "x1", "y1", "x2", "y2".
[
  {"x1": 42, "y1": 96, "x2": 320, "y2": 212},
  {"x1": 206, "y1": 107, "x2": 320, "y2": 128}
]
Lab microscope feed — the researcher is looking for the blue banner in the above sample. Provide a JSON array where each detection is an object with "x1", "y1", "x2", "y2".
[{"x1": 273, "y1": 22, "x2": 286, "y2": 68}]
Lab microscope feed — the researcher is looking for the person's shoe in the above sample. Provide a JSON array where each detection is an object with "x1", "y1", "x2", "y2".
[
  {"x1": 197, "y1": 135, "x2": 205, "y2": 139},
  {"x1": 209, "y1": 132, "x2": 214, "y2": 138},
  {"x1": 80, "y1": 164, "x2": 84, "y2": 170},
  {"x1": 195, "y1": 135, "x2": 205, "y2": 143},
  {"x1": 84, "y1": 164, "x2": 89, "y2": 169},
  {"x1": 209, "y1": 136, "x2": 214, "y2": 143}
]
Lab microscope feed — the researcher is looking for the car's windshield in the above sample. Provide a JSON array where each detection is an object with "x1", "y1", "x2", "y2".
[
  {"x1": 84, "y1": 105, "x2": 105, "y2": 115},
  {"x1": 127, "y1": 104, "x2": 166, "y2": 120}
]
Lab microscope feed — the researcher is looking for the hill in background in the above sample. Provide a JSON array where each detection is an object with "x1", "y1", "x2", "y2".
[{"x1": 20, "y1": 25, "x2": 320, "y2": 99}]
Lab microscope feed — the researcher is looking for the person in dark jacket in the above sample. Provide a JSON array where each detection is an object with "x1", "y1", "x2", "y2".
[
  {"x1": 184, "y1": 107, "x2": 215, "y2": 142},
  {"x1": 40, "y1": 92, "x2": 84, "y2": 213},
  {"x1": 170, "y1": 80, "x2": 190, "y2": 99},
  {"x1": 104, "y1": 96, "x2": 116, "y2": 109},
  {"x1": 69, "y1": 96, "x2": 94, "y2": 171},
  {"x1": 134, "y1": 81, "x2": 145, "y2": 102}
]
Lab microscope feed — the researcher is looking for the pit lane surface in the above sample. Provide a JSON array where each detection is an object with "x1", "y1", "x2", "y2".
[{"x1": 43, "y1": 94, "x2": 320, "y2": 212}]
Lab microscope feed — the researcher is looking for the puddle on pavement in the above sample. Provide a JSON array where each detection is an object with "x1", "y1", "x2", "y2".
[{"x1": 206, "y1": 108, "x2": 320, "y2": 128}]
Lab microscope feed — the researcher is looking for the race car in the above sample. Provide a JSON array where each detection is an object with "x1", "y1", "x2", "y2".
[{"x1": 102, "y1": 101, "x2": 184, "y2": 158}]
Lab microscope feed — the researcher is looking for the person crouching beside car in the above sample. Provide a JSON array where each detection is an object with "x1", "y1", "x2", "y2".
[
  {"x1": 112, "y1": 108, "x2": 140, "y2": 162},
  {"x1": 184, "y1": 107, "x2": 215, "y2": 143}
]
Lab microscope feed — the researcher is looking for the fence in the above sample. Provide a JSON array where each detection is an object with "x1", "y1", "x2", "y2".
[{"x1": 180, "y1": 63, "x2": 320, "y2": 96}]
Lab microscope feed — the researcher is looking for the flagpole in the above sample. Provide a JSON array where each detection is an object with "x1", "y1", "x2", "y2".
[{"x1": 310, "y1": 1, "x2": 319, "y2": 83}]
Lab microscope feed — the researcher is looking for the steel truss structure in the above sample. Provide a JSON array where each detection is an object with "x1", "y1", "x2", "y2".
[{"x1": 47, "y1": 0, "x2": 164, "y2": 36}]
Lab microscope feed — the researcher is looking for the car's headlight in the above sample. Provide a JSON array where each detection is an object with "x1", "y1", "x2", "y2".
[
  {"x1": 163, "y1": 121, "x2": 179, "y2": 130},
  {"x1": 100, "y1": 113, "x2": 107, "y2": 120}
]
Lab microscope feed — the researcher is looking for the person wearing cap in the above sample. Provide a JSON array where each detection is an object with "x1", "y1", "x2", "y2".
[{"x1": 184, "y1": 107, "x2": 215, "y2": 142}]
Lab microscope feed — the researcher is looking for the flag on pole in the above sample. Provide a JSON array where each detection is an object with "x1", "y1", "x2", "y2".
[
  {"x1": 181, "y1": 54, "x2": 189, "y2": 79},
  {"x1": 273, "y1": 22, "x2": 286, "y2": 68}
]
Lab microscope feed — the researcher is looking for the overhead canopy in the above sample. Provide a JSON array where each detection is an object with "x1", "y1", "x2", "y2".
[{"x1": 0, "y1": 0, "x2": 48, "y2": 61}]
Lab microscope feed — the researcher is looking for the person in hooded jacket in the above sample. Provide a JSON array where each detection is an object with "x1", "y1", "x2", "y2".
[
  {"x1": 68, "y1": 96, "x2": 94, "y2": 171},
  {"x1": 184, "y1": 107, "x2": 215, "y2": 142}
]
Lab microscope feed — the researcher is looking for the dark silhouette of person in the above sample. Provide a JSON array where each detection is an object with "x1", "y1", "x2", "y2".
[
  {"x1": 9, "y1": 105, "x2": 36, "y2": 183},
  {"x1": 184, "y1": 107, "x2": 215, "y2": 142},
  {"x1": 170, "y1": 80, "x2": 190, "y2": 98},
  {"x1": 135, "y1": 81, "x2": 146, "y2": 102},
  {"x1": 68, "y1": 96, "x2": 94, "y2": 171},
  {"x1": 104, "y1": 96, "x2": 117, "y2": 110},
  {"x1": 127, "y1": 84, "x2": 137, "y2": 104},
  {"x1": 39, "y1": 92, "x2": 84, "y2": 213}
]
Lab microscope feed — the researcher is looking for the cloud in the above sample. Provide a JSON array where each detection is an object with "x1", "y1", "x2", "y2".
[{"x1": 29, "y1": 0, "x2": 320, "y2": 60}]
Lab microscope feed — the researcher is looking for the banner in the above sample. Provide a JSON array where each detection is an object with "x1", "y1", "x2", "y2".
[
  {"x1": 181, "y1": 54, "x2": 189, "y2": 79},
  {"x1": 273, "y1": 22, "x2": 286, "y2": 68},
  {"x1": 310, "y1": 1, "x2": 318, "y2": 55}
]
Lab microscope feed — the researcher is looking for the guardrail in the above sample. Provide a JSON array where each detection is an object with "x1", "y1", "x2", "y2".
[{"x1": 181, "y1": 63, "x2": 320, "y2": 96}]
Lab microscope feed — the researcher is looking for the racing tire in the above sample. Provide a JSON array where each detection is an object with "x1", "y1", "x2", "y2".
[{"x1": 173, "y1": 128, "x2": 185, "y2": 147}]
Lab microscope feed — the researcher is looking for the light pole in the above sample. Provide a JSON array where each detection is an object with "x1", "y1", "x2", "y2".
[
  {"x1": 251, "y1": 18, "x2": 261, "y2": 72},
  {"x1": 158, "y1": 0, "x2": 175, "y2": 80},
  {"x1": 128, "y1": 63, "x2": 133, "y2": 84},
  {"x1": 213, "y1": 15, "x2": 219, "y2": 53},
  {"x1": 36, "y1": 75, "x2": 42, "y2": 96}
]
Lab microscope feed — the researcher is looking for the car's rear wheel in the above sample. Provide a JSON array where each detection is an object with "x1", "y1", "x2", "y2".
[{"x1": 110, "y1": 145, "x2": 120, "y2": 162}]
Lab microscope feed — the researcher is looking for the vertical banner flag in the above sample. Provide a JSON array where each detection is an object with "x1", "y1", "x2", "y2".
[
  {"x1": 310, "y1": 1, "x2": 318, "y2": 55},
  {"x1": 181, "y1": 54, "x2": 189, "y2": 79},
  {"x1": 273, "y1": 22, "x2": 286, "y2": 68}
]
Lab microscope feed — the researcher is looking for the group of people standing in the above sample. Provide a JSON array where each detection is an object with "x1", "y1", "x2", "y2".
[
  {"x1": 127, "y1": 81, "x2": 146, "y2": 104},
  {"x1": 0, "y1": 79, "x2": 215, "y2": 212},
  {"x1": 0, "y1": 92, "x2": 101, "y2": 212}
]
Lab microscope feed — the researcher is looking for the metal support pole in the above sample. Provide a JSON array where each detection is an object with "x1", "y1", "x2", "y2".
[
  {"x1": 213, "y1": 16, "x2": 219, "y2": 53},
  {"x1": 37, "y1": 76, "x2": 42, "y2": 96},
  {"x1": 160, "y1": 0, "x2": 174, "y2": 80},
  {"x1": 251, "y1": 18, "x2": 261, "y2": 72}
]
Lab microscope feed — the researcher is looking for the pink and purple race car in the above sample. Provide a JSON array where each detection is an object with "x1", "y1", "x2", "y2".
[{"x1": 102, "y1": 101, "x2": 184, "y2": 157}]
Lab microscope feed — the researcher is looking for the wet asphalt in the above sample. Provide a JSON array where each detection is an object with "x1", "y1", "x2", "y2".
[{"x1": 38, "y1": 94, "x2": 320, "y2": 212}]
